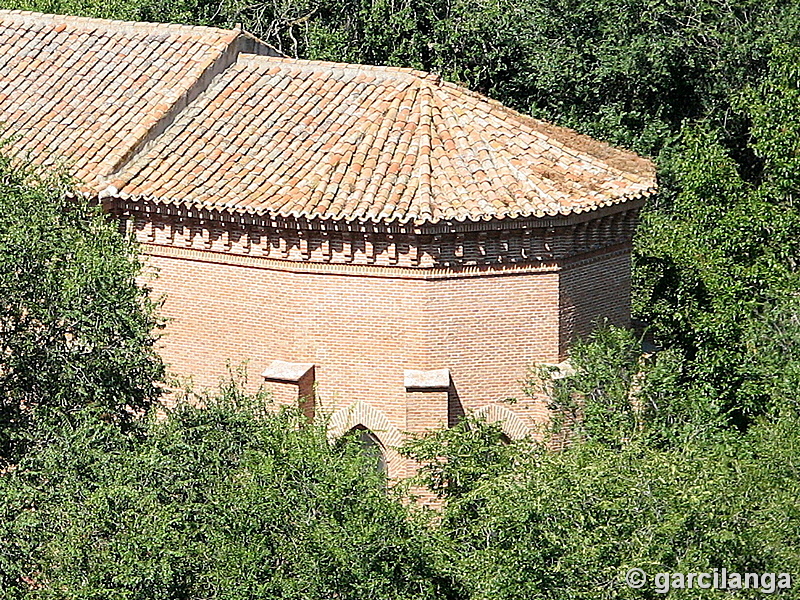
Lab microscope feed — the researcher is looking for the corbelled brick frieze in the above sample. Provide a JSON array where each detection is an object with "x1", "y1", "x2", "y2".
[{"x1": 111, "y1": 200, "x2": 642, "y2": 272}]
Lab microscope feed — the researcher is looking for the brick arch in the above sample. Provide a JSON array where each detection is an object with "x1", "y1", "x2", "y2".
[
  {"x1": 327, "y1": 401, "x2": 405, "y2": 478},
  {"x1": 326, "y1": 401, "x2": 404, "y2": 450},
  {"x1": 471, "y1": 404, "x2": 532, "y2": 441}
]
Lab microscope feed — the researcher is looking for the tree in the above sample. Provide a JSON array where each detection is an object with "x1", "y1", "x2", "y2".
[
  {"x1": 531, "y1": 325, "x2": 692, "y2": 448},
  {"x1": 0, "y1": 385, "x2": 462, "y2": 599},
  {"x1": 634, "y1": 46, "x2": 800, "y2": 429},
  {"x1": 402, "y1": 415, "x2": 800, "y2": 600},
  {"x1": 0, "y1": 150, "x2": 164, "y2": 463}
]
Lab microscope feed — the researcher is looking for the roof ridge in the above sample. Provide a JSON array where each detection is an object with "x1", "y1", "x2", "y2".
[
  {"x1": 366, "y1": 82, "x2": 420, "y2": 222},
  {"x1": 99, "y1": 34, "x2": 241, "y2": 180},
  {"x1": 0, "y1": 9, "x2": 262, "y2": 189},
  {"x1": 97, "y1": 33, "x2": 279, "y2": 186},
  {"x1": 414, "y1": 83, "x2": 435, "y2": 222},
  {"x1": 237, "y1": 53, "x2": 443, "y2": 84}
]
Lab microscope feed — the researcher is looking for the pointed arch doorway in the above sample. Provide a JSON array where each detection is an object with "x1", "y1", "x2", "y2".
[{"x1": 347, "y1": 425, "x2": 387, "y2": 475}]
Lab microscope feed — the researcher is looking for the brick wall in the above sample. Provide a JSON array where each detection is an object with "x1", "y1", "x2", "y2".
[
  {"x1": 558, "y1": 248, "x2": 632, "y2": 357},
  {"x1": 425, "y1": 271, "x2": 558, "y2": 434},
  {"x1": 142, "y1": 245, "x2": 567, "y2": 475},
  {"x1": 136, "y1": 213, "x2": 635, "y2": 478}
]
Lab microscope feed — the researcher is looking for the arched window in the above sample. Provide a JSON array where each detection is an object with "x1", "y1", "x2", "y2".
[{"x1": 347, "y1": 425, "x2": 387, "y2": 475}]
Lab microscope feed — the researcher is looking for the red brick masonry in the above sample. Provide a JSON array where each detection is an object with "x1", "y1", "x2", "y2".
[{"x1": 126, "y1": 204, "x2": 641, "y2": 478}]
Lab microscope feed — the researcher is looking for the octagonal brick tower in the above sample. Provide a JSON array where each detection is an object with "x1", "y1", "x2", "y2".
[{"x1": 0, "y1": 10, "x2": 657, "y2": 478}]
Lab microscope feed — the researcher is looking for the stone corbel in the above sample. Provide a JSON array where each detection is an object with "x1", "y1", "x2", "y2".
[
  {"x1": 404, "y1": 368, "x2": 450, "y2": 433},
  {"x1": 454, "y1": 234, "x2": 464, "y2": 259},
  {"x1": 404, "y1": 369, "x2": 450, "y2": 391},
  {"x1": 262, "y1": 360, "x2": 316, "y2": 420},
  {"x1": 408, "y1": 236, "x2": 420, "y2": 267}
]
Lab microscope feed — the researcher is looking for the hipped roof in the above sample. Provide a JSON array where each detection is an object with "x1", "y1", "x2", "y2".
[{"x1": 0, "y1": 10, "x2": 657, "y2": 226}]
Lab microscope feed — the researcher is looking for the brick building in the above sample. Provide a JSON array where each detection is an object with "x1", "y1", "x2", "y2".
[{"x1": 0, "y1": 10, "x2": 657, "y2": 477}]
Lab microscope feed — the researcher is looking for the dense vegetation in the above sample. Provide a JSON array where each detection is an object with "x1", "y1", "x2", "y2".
[
  {"x1": 1, "y1": 0, "x2": 800, "y2": 597},
  {"x1": 0, "y1": 391, "x2": 458, "y2": 599},
  {"x1": 0, "y1": 153, "x2": 163, "y2": 466}
]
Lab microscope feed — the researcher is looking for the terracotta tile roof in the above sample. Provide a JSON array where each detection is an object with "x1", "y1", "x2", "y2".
[
  {"x1": 1, "y1": 11, "x2": 656, "y2": 225},
  {"x1": 110, "y1": 56, "x2": 656, "y2": 223},
  {"x1": 0, "y1": 10, "x2": 242, "y2": 187}
]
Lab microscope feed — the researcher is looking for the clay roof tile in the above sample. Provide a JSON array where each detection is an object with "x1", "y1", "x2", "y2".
[{"x1": 2, "y1": 10, "x2": 656, "y2": 225}]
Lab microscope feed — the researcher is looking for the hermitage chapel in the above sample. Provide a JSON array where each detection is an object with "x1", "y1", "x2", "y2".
[{"x1": 0, "y1": 10, "x2": 656, "y2": 477}]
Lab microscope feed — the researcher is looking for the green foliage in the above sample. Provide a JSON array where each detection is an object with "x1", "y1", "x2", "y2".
[
  {"x1": 742, "y1": 45, "x2": 800, "y2": 199},
  {"x1": 0, "y1": 388, "x2": 459, "y2": 599},
  {"x1": 535, "y1": 325, "x2": 693, "y2": 448},
  {"x1": 401, "y1": 418, "x2": 517, "y2": 500},
  {"x1": 0, "y1": 152, "x2": 163, "y2": 464},
  {"x1": 404, "y1": 416, "x2": 800, "y2": 600},
  {"x1": 0, "y1": 0, "x2": 218, "y2": 25},
  {"x1": 742, "y1": 295, "x2": 800, "y2": 419},
  {"x1": 634, "y1": 46, "x2": 800, "y2": 428}
]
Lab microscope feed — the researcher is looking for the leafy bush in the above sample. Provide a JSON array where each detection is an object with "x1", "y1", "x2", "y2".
[
  {"x1": 0, "y1": 151, "x2": 163, "y2": 464},
  {"x1": 0, "y1": 388, "x2": 460, "y2": 599},
  {"x1": 404, "y1": 415, "x2": 800, "y2": 600},
  {"x1": 533, "y1": 325, "x2": 691, "y2": 448},
  {"x1": 635, "y1": 47, "x2": 800, "y2": 429}
]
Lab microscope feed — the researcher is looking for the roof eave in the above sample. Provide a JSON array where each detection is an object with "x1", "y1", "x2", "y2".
[{"x1": 103, "y1": 187, "x2": 654, "y2": 234}]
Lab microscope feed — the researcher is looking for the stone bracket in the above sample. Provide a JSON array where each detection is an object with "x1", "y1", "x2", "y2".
[
  {"x1": 262, "y1": 360, "x2": 314, "y2": 383},
  {"x1": 404, "y1": 368, "x2": 451, "y2": 434},
  {"x1": 404, "y1": 368, "x2": 450, "y2": 391},
  {"x1": 262, "y1": 360, "x2": 315, "y2": 419}
]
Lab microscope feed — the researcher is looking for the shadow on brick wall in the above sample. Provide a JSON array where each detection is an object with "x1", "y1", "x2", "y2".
[{"x1": 448, "y1": 383, "x2": 465, "y2": 427}]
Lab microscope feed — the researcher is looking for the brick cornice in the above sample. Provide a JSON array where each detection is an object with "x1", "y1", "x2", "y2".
[
  {"x1": 118, "y1": 201, "x2": 640, "y2": 270},
  {"x1": 140, "y1": 243, "x2": 559, "y2": 279},
  {"x1": 140, "y1": 241, "x2": 632, "y2": 281}
]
